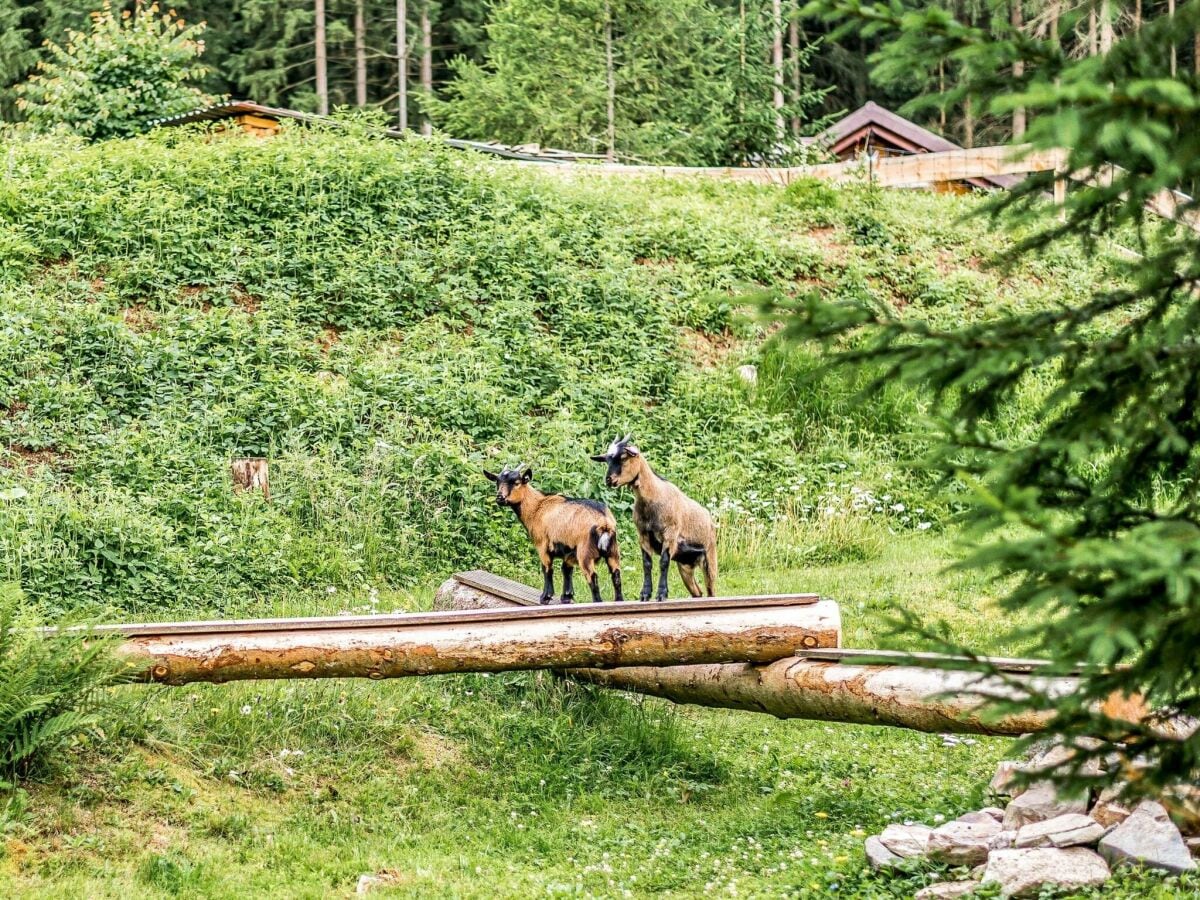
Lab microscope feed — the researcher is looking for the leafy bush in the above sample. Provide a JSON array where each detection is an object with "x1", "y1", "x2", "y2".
[
  {"x1": 0, "y1": 583, "x2": 126, "y2": 782},
  {"x1": 15, "y1": 3, "x2": 213, "y2": 140}
]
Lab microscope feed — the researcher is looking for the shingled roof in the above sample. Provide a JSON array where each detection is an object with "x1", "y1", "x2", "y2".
[{"x1": 814, "y1": 101, "x2": 1018, "y2": 189}]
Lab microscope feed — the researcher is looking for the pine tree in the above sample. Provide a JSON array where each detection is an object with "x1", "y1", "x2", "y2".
[{"x1": 795, "y1": 0, "x2": 1200, "y2": 792}]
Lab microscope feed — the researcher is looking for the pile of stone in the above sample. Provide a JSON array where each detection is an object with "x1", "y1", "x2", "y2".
[{"x1": 864, "y1": 742, "x2": 1198, "y2": 898}]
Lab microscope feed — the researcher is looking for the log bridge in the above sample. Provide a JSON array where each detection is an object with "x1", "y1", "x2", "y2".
[{"x1": 82, "y1": 569, "x2": 1152, "y2": 738}]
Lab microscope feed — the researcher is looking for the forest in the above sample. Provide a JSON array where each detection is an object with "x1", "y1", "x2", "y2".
[{"x1": 3, "y1": 0, "x2": 1197, "y2": 164}]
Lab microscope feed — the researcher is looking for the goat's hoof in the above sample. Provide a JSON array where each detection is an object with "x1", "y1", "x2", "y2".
[
  {"x1": 638, "y1": 594, "x2": 651, "y2": 603},
  {"x1": 539, "y1": 595, "x2": 553, "y2": 605},
  {"x1": 560, "y1": 597, "x2": 573, "y2": 605}
]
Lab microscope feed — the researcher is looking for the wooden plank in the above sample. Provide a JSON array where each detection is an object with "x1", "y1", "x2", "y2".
[{"x1": 452, "y1": 570, "x2": 820, "y2": 611}]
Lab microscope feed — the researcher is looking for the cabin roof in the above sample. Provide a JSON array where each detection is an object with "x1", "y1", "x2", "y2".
[{"x1": 814, "y1": 101, "x2": 1018, "y2": 189}]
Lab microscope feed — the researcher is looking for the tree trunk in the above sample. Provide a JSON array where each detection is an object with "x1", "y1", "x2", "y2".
[
  {"x1": 604, "y1": 0, "x2": 616, "y2": 162},
  {"x1": 1170, "y1": 0, "x2": 1178, "y2": 76},
  {"x1": 938, "y1": 59, "x2": 946, "y2": 132},
  {"x1": 396, "y1": 0, "x2": 409, "y2": 129},
  {"x1": 1011, "y1": 0, "x2": 1025, "y2": 139},
  {"x1": 315, "y1": 0, "x2": 329, "y2": 115},
  {"x1": 435, "y1": 576, "x2": 1198, "y2": 741},
  {"x1": 354, "y1": 0, "x2": 368, "y2": 107},
  {"x1": 420, "y1": 2, "x2": 433, "y2": 135},
  {"x1": 772, "y1": 0, "x2": 785, "y2": 139},
  {"x1": 1099, "y1": 0, "x2": 1114, "y2": 53},
  {"x1": 963, "y1": 94, "x2": 974, "y2": 149},
  {"x1": 115, "y1": 579, "x2": 842, "y2": 684},
  {"x1": 789, "y1": 4, "x2": 801, "y2": 137},
  {"x1": 1088, "y1": 7, "x2": 1098, "y2": 56},
  {"x1": 230, "y1": 458, "x2": 269, "y2": 499},
  {"x1": 1134, "y1": 0, "x2": 1142, "y2": 31}
]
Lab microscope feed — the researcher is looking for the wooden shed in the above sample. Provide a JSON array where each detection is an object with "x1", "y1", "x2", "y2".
[{"x1": 812, "y1": 101, "x2": 1018, "y2": 193}]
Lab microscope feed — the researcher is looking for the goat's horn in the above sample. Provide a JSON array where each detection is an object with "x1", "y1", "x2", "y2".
[{"x1": 622, "y1": 432, "x2": 632, "y2": 443}]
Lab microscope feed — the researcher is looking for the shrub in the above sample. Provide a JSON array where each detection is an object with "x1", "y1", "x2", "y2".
[{"x1": 0, "y1": 583, "x2": 126, "y2": 783}]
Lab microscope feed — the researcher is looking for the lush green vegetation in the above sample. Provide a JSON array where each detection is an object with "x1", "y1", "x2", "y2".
[{"x1": 3, "y1": 130, "x2": 1191, "y2": 897}]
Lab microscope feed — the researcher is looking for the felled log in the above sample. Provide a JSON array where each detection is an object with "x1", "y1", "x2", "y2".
[
  {"x1": 109, "y1": 580, "x2": 840, "y2": 685},
  {"x1": 433, "y1": 576, "x2": 1072, "y2": 736}
]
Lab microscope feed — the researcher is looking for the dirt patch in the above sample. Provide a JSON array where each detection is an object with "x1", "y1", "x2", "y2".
[
  {"x1": 317, "y1": 325, "x2": 343, "y2": 353},
  {"x1": 680, "y1": 328, "x2": 737, "y2": 369},
  {"x1": 121, "y1": 304, "x2": 157, "y2": 333},
  {"x1": 4, "y1": 401, "x2": 27, "y2": 419},
  {"x1": 634, "y1": 256, "x2": 678, "y2": 268},
  {"x1": 412, "y1": 730, "x2": 466, "y2": 770},
  {"x1": 3, "y1": 444, "x2": 71, "y2": 475},
  {"x1": 804, "y1": 226, "x2": 851, "y2": 264},
  {"x1": 231, "y1": 285, "x2": 261, "y2": 314}
]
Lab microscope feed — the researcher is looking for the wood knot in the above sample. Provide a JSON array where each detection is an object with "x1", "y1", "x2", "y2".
[
  {"x1": 799, "y1": 635, "x2": 819, "y2": 649},
  {"x1": 152, "y1": 665, "x2": 169, "y2": 679}
]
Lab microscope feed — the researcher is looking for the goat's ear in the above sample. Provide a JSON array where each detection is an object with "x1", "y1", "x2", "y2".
[
  {"x1": 520, "y1": 467, "x2": 533, "y2": 483},
  {"x1": 625, "y1": 445, "x2": 640, "y2": 457},
  {"x1": 483, "y1": 469, "x2": 499, "y2": 483},
  {"x1": 589, "y1": 454, "x2": 608, "y2": 462}
]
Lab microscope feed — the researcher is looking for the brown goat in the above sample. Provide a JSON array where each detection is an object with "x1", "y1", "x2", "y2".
[
  {"x1": 484, "y1": 464, "x2": 623, "y2": 604},
  {"x1": 591, "y1": 435, "x2": 716, "y2": 601}
]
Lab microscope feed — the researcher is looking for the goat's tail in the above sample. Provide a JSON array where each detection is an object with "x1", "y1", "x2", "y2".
[{"x1": 593, "y1": 525, "x2": 616, "y2": 556}]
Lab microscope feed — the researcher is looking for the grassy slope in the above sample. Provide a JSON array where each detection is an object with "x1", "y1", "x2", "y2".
[{"x1": 0, "y1": 133, "x2": 1194, "y2": 897}]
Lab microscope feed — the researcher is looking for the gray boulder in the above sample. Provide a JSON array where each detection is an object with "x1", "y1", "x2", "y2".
[
  {"x1": 1014, "y1": 813, "x2": 1107, "y2": 849},
  {"x1": 1002, "y1": 781, "x2": 1088, "y2": 830},
  {"x1": 928, "y1": 819, "x2": 1003, "y2": 867},
  {"x1": 1090, "y1": 784, "x2": 1133, "y2": 829},
  {"x1": 878, "y1": 823, "x2": 932, "y2": 858},
  {"x1": 864, "y1": 835, "x2": 902, "y2": 871},
  {"x1": 1098, "y1": 802, "x2": 1196, "y2": 875},
  {"x1": 988, "y1": 830, "x2": 1017, "y2": 851},
  {"x1": 957, "y1": 809, "x2": 1002, "y2": 825},
  {"x1": 914, "y1": 882, "x2": 978, "y2": 899},
  {"x1": 982, "y1": 847, "x2": 1110, "y2": 898}
]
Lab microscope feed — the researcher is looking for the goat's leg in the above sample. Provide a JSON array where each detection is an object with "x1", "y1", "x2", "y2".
[
  {"x1": 677, "y1": 563, "x2": 702, "y2": 598},
  {"x1": 606, "y1": 551, "x2": 624, "y2": 602},
  {"x1": 639, "y1": 549, "x2": 653, "y2": 602},
  {"x1": 656, "y1": 546, "x2": 672, "y2": 601},
  {"x1": 560, "y1": 560, "x2": 575, "y2": 604},
  {"x1": 538, "y1": 550, "x2": 554, "y2": 604},
  {"x1": 580, "y1": 557, "x2": 602, "y2": 603}
]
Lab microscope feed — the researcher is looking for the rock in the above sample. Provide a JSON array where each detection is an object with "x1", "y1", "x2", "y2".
[
  {"x1": 864, "y1": 835, "x2": 902, "y2": 870},
  {"x1": 914, "y1": 882, "x2": 979, "y2": 899},
  {"x1": 1014, "y1": 813, "x2": 1107, "y2": 849},
  {"x1": 990, "y1": 760, "x2": 1022, "y2": 796},
  {"x1": 356, "y1": 872, "x2": 403, "y2": 894},
  {"x1": 1098, "y1": 803, "x2": 1197, "y2": 874},
  {"x1": 1002, "y1": 781, "x2": 1088, "y2": 830},
  {"x1": 1024, "y1": 742, "x2": 1104, "y2": 779},
  {"x1": 927, "y1": 819, "x2": 1003, "y2": 867},
  {"x1": 979, "y1": 806, "x2": 1005, "y2": 822},
  {"x1": 982, "y1": 848, "x2": 1110, "y2": 898},
  {"x1": 878, "y1": 823, "x2": 932, "y2": 858},
  {"x1": 1090, "y1": 785, "x2": 1133, "y2": 829},
  {"x1": 957, "y1": 810, "x2": 1001, "y2": 825},
  {"x1": 736, "y1": 364, "x2": 758, "y2": 386},
  {"x1": 1186, "y1": 835, "x2": 1200, "y2": 858},
  {"x1": 988, "y1": 830, "x2": 1017, "y2": 851},
  {"x1": 1164, "y1": 782, "x2": 1200, "y2": 834}
]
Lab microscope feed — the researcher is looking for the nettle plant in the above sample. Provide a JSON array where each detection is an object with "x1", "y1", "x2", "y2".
[{"x1": 16, "y1": 2, "x2": 213, "y2": 140}]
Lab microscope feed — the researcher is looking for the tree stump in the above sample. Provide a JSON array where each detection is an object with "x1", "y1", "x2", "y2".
[{"x1": 230, "y1": 457, "x2": 270, "y2": 499}]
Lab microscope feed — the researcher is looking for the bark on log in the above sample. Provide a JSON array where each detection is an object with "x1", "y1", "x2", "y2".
[
  {"x1": 117, "y1": 588, "x2": 840, "y2": 685},
  {"x1": 435, "y1": 578, "x2": 1197, "y2": 739}
]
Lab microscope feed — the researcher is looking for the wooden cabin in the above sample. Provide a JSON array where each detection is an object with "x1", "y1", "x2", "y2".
[{"x1": 812, "y1": 101, "x2": 1017, "y2": 193}]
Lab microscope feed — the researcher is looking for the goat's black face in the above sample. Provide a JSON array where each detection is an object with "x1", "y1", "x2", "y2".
[
  {"x1": 483, "y1": 465, "x2": 532, "y2": 506},
  {"x1": 590, "y1": 434, "x2": 641, "y2": 488}
]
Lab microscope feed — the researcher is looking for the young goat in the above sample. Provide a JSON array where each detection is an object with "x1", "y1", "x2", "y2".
[
  {"x1": 484, "y1": 464, "x2": 624, "y2": 604},
  {"x1": 591, "y1": 435, "x2": 717, "y2": 601}
]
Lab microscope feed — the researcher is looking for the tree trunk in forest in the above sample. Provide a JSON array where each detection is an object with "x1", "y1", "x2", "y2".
[
  {"x1": 772, "y1": 0, "x2": 785, "y2": 139},
  {"x1": 789, "y1": 4, "x2": 801, "y2": 137},
  {"x1": 115, "y1": 584, "x2": 842, "y2": 685},
  {"x1": 396, "y1": 0, "x2": 409, "y2": 129},
  {"x1": 1099, "y1": 0, "x2": 1114, "y2": 53},
  {"x1": 420, "y1": 3, "x2": 433, "y2": 135},
  {"x1": 354, "y1": 0, "x2": 367, "y2": 107},
  {"x1": 604, "y1": 0, "x2": 616, "y2": 162},
  {"x1": 315, "y1": 0, "x2": 329, "y2": 115},
  {"x1": 1011, "y1": 0, "x2": 1025, "y2": 139},
  {"x1": 1170, "y1": 0, "x2": 1178, "y2": 76},
  {"x1": 1088, "y1": 7, "x2": 1098, "y2": 56},
  {"x1": 1134, "y1": 0, "x2": 1142, "y2": 31},
  {"x1": 963, "y1": 94, "x2": 974, "y2": 149},
  {"x1": 938, "y1": 60, "x2": 946, "y2": 132},
  {"x1": 230, "y1": 458, "x2": 269, "y2": 499}
]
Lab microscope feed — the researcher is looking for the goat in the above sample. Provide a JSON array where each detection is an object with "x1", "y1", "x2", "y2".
[
  {"x1": 591, "y1": 435, "x2": 717, "y2": 601},
  {"x1": 484, "y1": 464, "x2": 624, "y2": 604}
]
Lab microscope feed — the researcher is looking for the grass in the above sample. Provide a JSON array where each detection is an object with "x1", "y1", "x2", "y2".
[
  {"x1": 0, "y1": 132, "x2": 1188, "y2": 897},
  {"x1": 0, "y1": 534, "x2": 1195, "y2": 898}
]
